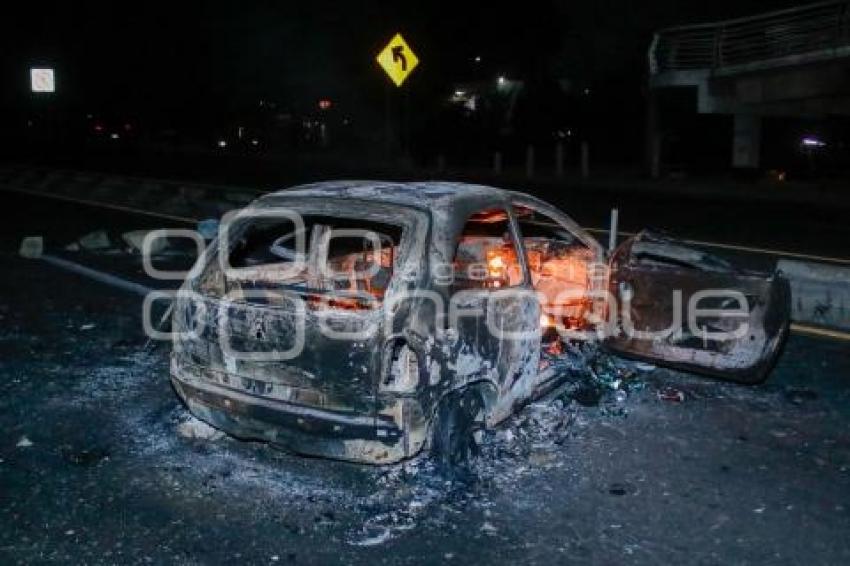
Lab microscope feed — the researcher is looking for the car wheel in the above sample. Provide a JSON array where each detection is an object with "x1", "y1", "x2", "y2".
[{"x1": 431, "y1": 389, "x2": 483, "y2": 471}]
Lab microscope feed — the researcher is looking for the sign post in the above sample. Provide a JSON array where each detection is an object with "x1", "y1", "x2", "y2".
[{"x1": 376, "y1": 33, "x2": 419, "y2": 158}]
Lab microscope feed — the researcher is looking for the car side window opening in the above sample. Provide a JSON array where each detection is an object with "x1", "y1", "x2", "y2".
[
  {"x1": 513, "y1": 204, "x2": 595, "y2": 334},
  {"x1": 452, "y1": 208, "x2": 525, "y2": 291},
  {"x1": 229, "y1": 218, "x2": 306, "y2": 269},
  {"x1": 218, "y1": 215, "x2": 402, "y2": 309}
]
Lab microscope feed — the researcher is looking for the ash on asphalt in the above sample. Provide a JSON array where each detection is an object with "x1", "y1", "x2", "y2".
[{"x1": 2, "y1": 252, "x2": 850, "y2": 565}]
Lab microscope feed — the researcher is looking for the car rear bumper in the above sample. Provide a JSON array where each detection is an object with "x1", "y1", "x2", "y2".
[{"x1": 170, "y1": 357, "x2": 426, "y2": 464}]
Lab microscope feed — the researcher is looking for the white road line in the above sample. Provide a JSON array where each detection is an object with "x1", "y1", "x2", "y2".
[{"x1": 40, "y1": 254, "x2": 154, "y2": 296}]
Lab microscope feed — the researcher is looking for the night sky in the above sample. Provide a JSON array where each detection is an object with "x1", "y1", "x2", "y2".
[{"x1": 1, "y1": 1, "x2": 802, "y2": 123}]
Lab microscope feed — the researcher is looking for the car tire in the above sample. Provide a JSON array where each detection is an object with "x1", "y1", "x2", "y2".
[{"x1": 431, "y1": 389, "x2": 483, "y2": 471}]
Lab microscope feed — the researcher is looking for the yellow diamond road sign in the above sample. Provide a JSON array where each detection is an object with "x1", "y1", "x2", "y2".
[{"x1": 376, "y1": 33, "x2": 419, "y2": 87}]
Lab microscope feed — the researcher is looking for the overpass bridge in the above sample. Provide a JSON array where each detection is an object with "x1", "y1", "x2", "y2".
[{"x1": 647, "y1": 1, "x2": 850, "y2": 170}]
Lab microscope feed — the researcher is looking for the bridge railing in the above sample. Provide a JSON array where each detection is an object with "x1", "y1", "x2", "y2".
[{"x1": 650, "y1": 1, "x2": 850, "y2": 74}]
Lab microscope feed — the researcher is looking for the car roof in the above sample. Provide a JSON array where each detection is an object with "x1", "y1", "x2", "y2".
[{"x1": 261, "y1": 181, "x2": 516, "y2": 210}]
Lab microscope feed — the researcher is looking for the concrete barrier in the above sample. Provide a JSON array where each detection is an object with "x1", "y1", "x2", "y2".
[{"x1": 778, "y1": 259, "x2": 850, "y2": 331}]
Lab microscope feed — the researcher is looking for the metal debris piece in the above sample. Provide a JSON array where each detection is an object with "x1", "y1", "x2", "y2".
[
  {"x1": 77, "y1": 230, "x2": 111, "y2": 251},
  {"x1": 177, "y1": 416, "x2": 225, "y2": 441},
  {"x1": 19, "y1": 236, "x2": 44, "y2": 259},
  {"x1": 657, "y1": 387, "x2": 686, "y2": 403},
  {"x1": 122, "y1": 230, "x2": 167, "y2": 255}
]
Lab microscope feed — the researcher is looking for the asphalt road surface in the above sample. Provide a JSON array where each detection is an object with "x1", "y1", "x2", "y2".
[{"x1": 1, "y1": 190, "x2": 849, "y2": 564}]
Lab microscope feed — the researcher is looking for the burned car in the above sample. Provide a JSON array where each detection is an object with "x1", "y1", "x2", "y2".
[{"x1": 170, "y1": 182, "x2": 790, "y2": 464}]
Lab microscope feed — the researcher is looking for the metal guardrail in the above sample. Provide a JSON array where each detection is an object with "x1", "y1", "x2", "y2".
[{"x1": 650, "y1": 1, "x2": 850, "y2": 74}]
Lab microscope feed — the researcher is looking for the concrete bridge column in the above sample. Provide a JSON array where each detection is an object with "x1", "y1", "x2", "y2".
[{"x1": 732, "y1": 114, "x2": 762, "y2": 169}]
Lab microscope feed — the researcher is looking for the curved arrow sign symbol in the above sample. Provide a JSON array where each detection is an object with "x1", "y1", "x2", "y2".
[{"x1": 392, "y1": 46, "x2": 407, "y2": 71}]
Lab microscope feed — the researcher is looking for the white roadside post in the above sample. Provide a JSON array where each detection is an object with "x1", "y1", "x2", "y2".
[{"x1": 609, "y1": 208, "x2": 619, "y2": 252}]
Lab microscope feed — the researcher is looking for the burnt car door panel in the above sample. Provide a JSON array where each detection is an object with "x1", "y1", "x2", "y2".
[
  {"x1": 604, "y1": 231, "x2": 790, "y2": 383},
  {"x1": 447, "y1": 207, "x2": 541, "y2": 424}
]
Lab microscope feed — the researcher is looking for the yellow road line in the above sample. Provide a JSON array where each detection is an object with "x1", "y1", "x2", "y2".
[
  {"x1": 6, "y1": 182, "x2": 850, "y2": 267},
  {"x1": 0, "y1": 184, "x2": 198, "y2": 224},
  {"x1": 8, "y1": 182, "x2": 850, "y2": 343},
  {"x1": 585, "y1": 227, "x2": 850, "y2": 266},
  {"x1": 790, "y1": 323, "x2": 850, "y2": 342}
]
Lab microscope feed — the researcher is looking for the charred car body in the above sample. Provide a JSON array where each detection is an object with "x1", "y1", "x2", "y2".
[{"x1": 170, "y1": 182, "x2": 790, "y2": 464}]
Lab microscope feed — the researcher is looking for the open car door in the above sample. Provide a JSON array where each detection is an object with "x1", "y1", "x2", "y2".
[{"x1": 604, "y1": 231, "x2": 790, "y2": 384}]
